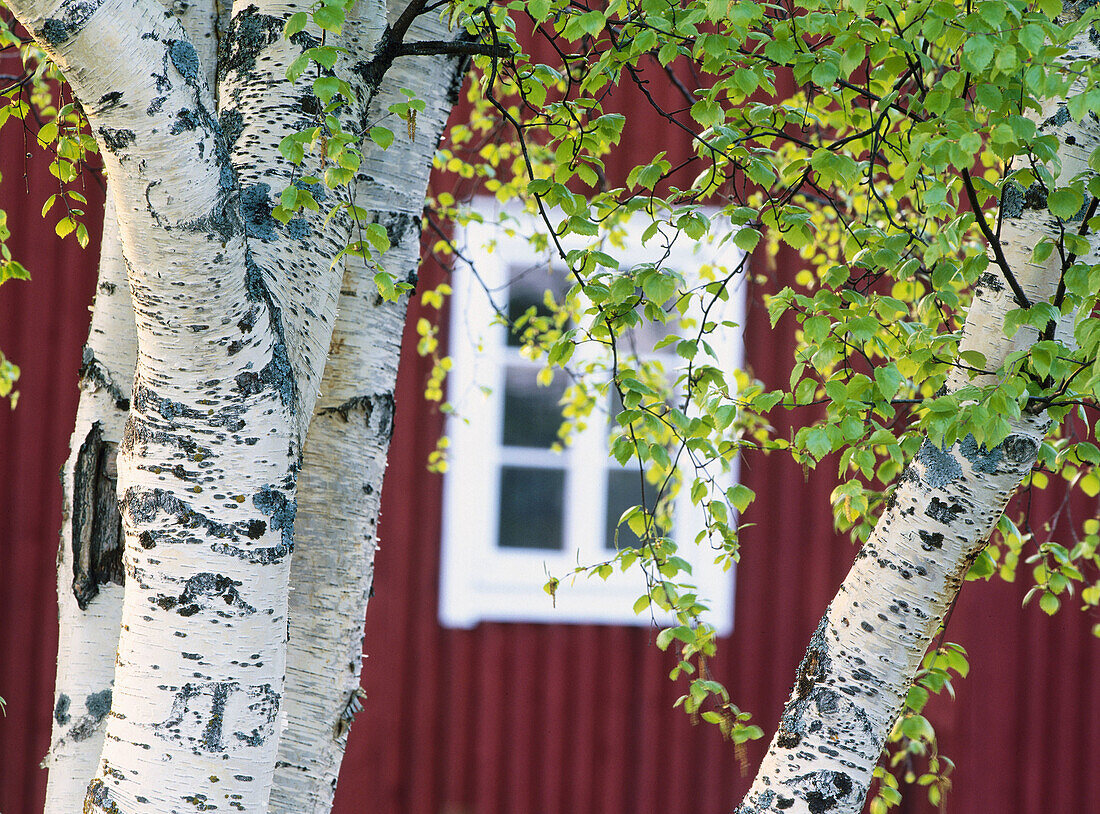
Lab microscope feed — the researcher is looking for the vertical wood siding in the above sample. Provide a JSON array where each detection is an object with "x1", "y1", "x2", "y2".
[{"x1": 2, "y1": 74, "x2": 1099, "y2": 814}]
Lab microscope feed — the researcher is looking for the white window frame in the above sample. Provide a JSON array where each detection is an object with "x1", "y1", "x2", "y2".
[{"x1": 438, "y1": 203, "x2": 745, "y2": 634}]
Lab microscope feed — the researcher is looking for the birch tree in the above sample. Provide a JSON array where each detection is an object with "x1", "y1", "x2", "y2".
[{"x1": 3, "y1": 0, "x2": 1100, "y2": 811}]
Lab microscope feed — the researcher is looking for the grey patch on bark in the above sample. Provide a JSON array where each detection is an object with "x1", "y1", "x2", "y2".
[
  {"x1": 334, "y1": 687, "x2": 366, "y2": 738},
  {"x1": 292, "y1": 178, "x2": 327, "y2": 202},
  {"x1": 793, "y1": 770, "x2": 856, "y2": 814},
  {"x1": 915, "y1": 440, "x2": 962, "y2": 487},
  {"x1": 54, "y1": 693, "x2": 71, "y2": 725},
  {"x1": 79, "y1": 346, "x2": 130, "y2": 409},
  {"x1": 39, "y1": 0, "x2": 104, "y2": 45},
  {"x1": 168, "y1": 39, "x2": 200, "y2": 82},
  {"x1": 1042, "y1": 104, "x2": 1072, "y2": 130},
  {"x1": 1000, "y1": 182, "x2": 1025, "y2": 220},
  {"x1": 120, "y1": 486, "x2": 265, "y2": 547},
  {"x1": 285, "y1": 218, "x2": 311, "y2": 239},
  {"x1": 240, "y1": 182, "x2": 277, "y2": 240},
  {"x1": 85, "y1": 778, "x2": 117, "y2": 812},
  {"x1": 72, "y1": 422, "x2": 125, "y2": 610},
  {"x1": 169, "y1": 107, "x2": 201, "y2": 134},
  {"x1": 234, "y1": 340, "x2": 296, "y2": 406},
  {"x1": 775, "y1": 617, "x2": 831, "y2": 749},
  {"x1": 98, "y1": 127, "x2": 136, "y2": 153},
  {"x1": 129, "y1": 381, "x2": 246, "y2": 439},
  {"x1": 1023, "y1": 182, "x2": 1049, "y2": 212},
  {"x1": 153, "y1": 572, "x2": 257, "y2": 617},
  {"x1": 959, "y1": 433, "x2": 1003, "y2": 473},
  {"x1": 218, "y1": 5, "x2": 284, "y2": 83},
  {"x1": 253, "y1": 486, "x2": 297, "y2": 547},
  {"x1": 376, "y1": 211, "x2": 418, "y2": 250},
  {"x1": 85, "y1": 689, "x2": 112, "y2": 718}
]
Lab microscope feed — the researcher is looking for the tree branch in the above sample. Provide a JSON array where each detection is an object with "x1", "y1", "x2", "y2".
[
  {"x1": 396, "y1": 39, "x2": 510, "y2": 58},
  {"x1": 961, "y1": 167, "x2": 1032, "y2": 309}
]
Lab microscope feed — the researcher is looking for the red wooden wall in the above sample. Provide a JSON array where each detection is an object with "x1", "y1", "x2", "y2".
[{"x1": 2, "y1": 60, "x2": 1099, "y2": 814}]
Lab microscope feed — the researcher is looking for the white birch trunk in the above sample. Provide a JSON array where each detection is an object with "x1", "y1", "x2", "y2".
[
  {"x1": 42, "y1": 6, "x2": 221, "y2": 810},
  {"x1": 2, "y1": 0, "x2": 341, "y2": 808},
  {"x1": 736, "y1": 40, "x2": 1100, "y2": 814},
  {"x1": 271, "y1": 7, "x2": 465, "y2": 807},
  {"x1": 44, "y1": 193, "x2": 133, "y2": 812}
]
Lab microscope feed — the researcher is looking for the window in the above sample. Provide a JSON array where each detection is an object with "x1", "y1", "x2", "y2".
[{"x1": 438, "y1": 206, "x2": 744, "y2": 633}]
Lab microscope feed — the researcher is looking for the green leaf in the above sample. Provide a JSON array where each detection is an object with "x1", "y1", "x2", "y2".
[
  {"x1": 728, "y1": 484, "x2": 755, "y2": 513},
  {"x1": 369, "y1": 126, "x2": 394, "y2": 150},
  {"x1": 314, "y1": 5, "x2": 344, "y2": 33},
  {"x1": 286, "y1": 53, "x2": 310, "y2": 82},
  {"x1": 1048, "y1": 187, "x2": 1084, "y2": 220},
  {"x1": 284, "y1": 11, "x2": 307, "y2": 37}
]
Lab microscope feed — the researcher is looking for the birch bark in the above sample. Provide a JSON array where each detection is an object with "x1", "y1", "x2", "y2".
[
  {"x1": 272, "y1": 6, "x2": 465, "y2": 808},
  {"x1": 42, "y1": 6, "x2": 221, "y2": 811},
  {"x1": 736, "y1": 39, "x2": 1100, "y2": 814},
  {"x1": 0, "y1": 0, "x2": 360, "y2": 808}
]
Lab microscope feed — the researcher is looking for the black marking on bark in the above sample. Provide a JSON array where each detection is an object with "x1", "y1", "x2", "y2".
[
  {"x1": 776, "y1": 797, "x2": 795, "y2": 810},
  {"x1": 153, "y1": 572, "x2": 256, "y2": 617},
  {"x1": 221, "y1": 108, "x2": 245, "y2": 146},
  {"x1": 976, "y1": 271, "x2": 1004, "y2": 292},
  {"x1": 147, "y1": 95, "x2": 167, "y2": 115},
  {"x1": 1003, "y1": 434, "x2": 1039, "y2": 464},
  {"x1": 39, "y1": 0, "x2": 103, "y2": 46},
  {"x1": 919, "y1": 530, "x2": 945, "y2": 551},
  {"x1": 1042, "y1": 104, "x2": 1072, "y2": 130},
  {"x1": 168, "y1": 39, "x2": 200, "y2": 82},
  {"x1": 377, "y1": 211, "x2": 418, "y2": 250},
  {"x1": 860, "y1": 620, "x2": 874, "y2": 632},
  {"x1": 54, "y1": 694, "x2": 71, "y2": 725},
  {"x1": 98, "y1": 127, "x2": 136, "y2": 153},
  {"x1": 154, "y1": 680, "x2": 279, "y2": 753},
  {"x1": 95, "y1": 91, "x2": 124, "y2": 112},
  {"x1": 318, "y1": 393, "x2": 396, "y2": 437},
  {"x1": 797, "y1": 770, "x2": 854, "y2": 814},
  {"x1": 79, "y1": 346, "x2": 129, "y2": 409},
  {"x1": 234, "y1": 340, "x2": 295, "y2": 406},
  {"x1": 926, "y1": 496, "x2": 965, "y2": 524},
  {"x1": 240, "y1": 182, "x2": 277, "y2": 240},
  {"x1": 72, "y1": 422, "x2": 124, "y2": 610},
  {"x1": 915, "y1": 440, "x2": 962, "y2": 487},
  {"x1": 219, "y1": 5, "x2": 284, "y2": 83},
  {"x1": 959, "y1": 433, "x2": 1002, "y2": 474}
]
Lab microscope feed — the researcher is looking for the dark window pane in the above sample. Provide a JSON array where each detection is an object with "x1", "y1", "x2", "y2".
[
  {"x1": 506, "y1": 264, "x2": 569, "y2": 347},
  {"x1": 498, "y1": 466, "x2": 565, "y2": 550},
  {"x1": 502, "y1": 366, "x2": 567, "y2": 448},
  {"x1": 605, "y1": 468, "x2": 661, "y2": 550}
]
